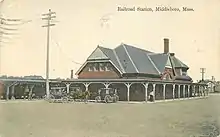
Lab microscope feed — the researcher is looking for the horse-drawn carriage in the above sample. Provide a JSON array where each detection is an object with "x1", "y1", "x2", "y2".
[
  {"x1": 95, "y1": 88, "x2": 119, "y2": 103},
  {"x1": 47, "y1": 87, "x2": 71, "y2": 103},
  {"x1": 47, "y1": 86, "x2": 86, "y2": 103}
]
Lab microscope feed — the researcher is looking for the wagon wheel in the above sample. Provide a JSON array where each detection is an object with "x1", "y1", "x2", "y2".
[
  {"x1": 68, "y1": 95, "x2": 74, "y2": 102},
  {"x1": 42, "y1": 95, "x2": 46, "y2": 101},
  {"x1": 48, "y1": 95, "x2": 55, "y2": 103},
  {"x1": 95, "y1": 96, "x2": 101, "y2": 103},
  {"x1": 49, "y1": 94, "x2": 55, "y2": 99},
  {"x1": 61, "y1": 96, "x2": 68, "y2": 103},
  {"x1": 104, "y1": 95, "x2": 112, "y2": 103}
]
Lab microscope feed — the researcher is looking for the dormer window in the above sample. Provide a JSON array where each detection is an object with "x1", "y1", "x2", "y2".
[
  {"x1": 88, "y1": 64, "x2": 93, "y2": 71},
  {"x1": 182, "y1": 68, "x2": 187, "y2": 76},
  {"x1": 99, "y1": 63, "x2": 104, "y2": 71},
  {"x1": 88, "y1": 67, "x2": 92, "y2": 71},
  {"x1": 182, "y1": 71, "x2": 187, "y2": 76},
  {"x1": 175, "y1": 68, "x2": 182, "y2": 76},
  {"x1": 93, "y1": 63, "x2": 98, "y2": 71},
  {"x1": 105, "y1": 63, "x2": 110, "y2": 71}
]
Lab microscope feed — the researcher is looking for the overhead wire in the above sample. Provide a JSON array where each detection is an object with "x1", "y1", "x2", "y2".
[{"x1": 51, "y1": 38, "x2": 83, "y2": 65}]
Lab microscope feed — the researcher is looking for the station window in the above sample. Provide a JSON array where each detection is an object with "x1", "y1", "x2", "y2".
[
  {"x1": 105, "y1": 63, "x2": 111, "y2": 71},
  {"x1": 99, "y1": 63, "x2": 104, "y2": 71},
  {"x1": 93, "y1": 63, "x2": 98, "y2": 71},
  {"x1": 88, "y1": 64, "x2": 93, "y2": 71}
]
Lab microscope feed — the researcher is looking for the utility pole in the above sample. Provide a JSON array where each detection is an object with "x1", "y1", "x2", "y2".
[
  {"x1": 200, "y1": 68, "x2": 206, "y2": 81},
  {"x1": 42, "y1": 9, "x2": 56, "y2": 99}
]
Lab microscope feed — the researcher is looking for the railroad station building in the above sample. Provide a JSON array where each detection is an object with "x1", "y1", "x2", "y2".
[
  {"x1": 0, "y1": 38, "x2": 208, "y2": 102},
  {"x1": 70, "y1": 38, "x2": 207, "y2": 101}
]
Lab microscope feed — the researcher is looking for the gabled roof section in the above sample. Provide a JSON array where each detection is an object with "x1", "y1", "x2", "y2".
[
  {"x1": 170, "y1": 56, "x2": 189, "y2": 69},
  {"x1": 148, "y1": 53, "x2": 171, "y2": 73},
  {"x1": 98, "y1": 46, "x2": 124, "y2": 73},
  {"x1": 76, "y1": 42, "x2": 190, "y2": 77},
  {"x1": 117, "y1": 44, "x2": 160, "y2": 74},
  {"x1": 114, "y1": 44, "x2": 138, "y2": 73},
  {"x1": 165, "y1": 55, "x2": 172, "y2": 68},
  {"x1": 87, "y1": 46, "x2": 109, "y2": 60}
]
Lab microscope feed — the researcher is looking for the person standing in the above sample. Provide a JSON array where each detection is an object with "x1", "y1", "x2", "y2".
[
  {"x1": 149, "y1": 91, "x2": 154, "y2": 102},
  {"x1": 84, "y1": 90, "x2": 90, "y2": 104}
]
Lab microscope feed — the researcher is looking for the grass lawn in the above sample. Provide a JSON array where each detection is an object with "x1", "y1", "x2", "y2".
[{"x1": 0, "y1": 95, "x2": 219, "y2": 137}]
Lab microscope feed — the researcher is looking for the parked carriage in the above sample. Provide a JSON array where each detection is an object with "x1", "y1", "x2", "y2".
[
  {"x1": 70, "y1": 87, "x2": 85, "y2": 100},
  {"x1": 48, "y1": 87, "x2": 70, "y2": 103},
  {"x1": 95, "y1": 88, "x2": 119, "y2": 103}
]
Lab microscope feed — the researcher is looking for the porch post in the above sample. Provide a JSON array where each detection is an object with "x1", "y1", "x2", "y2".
[
  {"x1": 202, "y1": 86, "x2": 204, "y2": 96},
  {"x1": 163, "y1": 84, "x2": 166, "y2": 100},
  {"x1": 66, "y1": 83, "x2": 71, "y2": 94},
  {"x1": 187, "y1": 85, "x2": 190, "y2": 98},
  {"x1": 183, "y1": 85, "x2": 186, "y2": 98},
  {"x1": 198, "y1": 86, "x2": 201, "y2": 97},
  {"x1": 83, "y1": 83, "x2": 90, "y2": 91},
  {"x1": 11, "y1": 85, "x2": 15, "y2": 100},
  {"x1": 172, "y1": 84, "x2": 175, "y2": 100},
  {"x1": 6, "y1": 86, "x2": 9, "y2": 101},
  {"x1": 202, "y1": 86, "x2": 205, "y2": 96},
  {"x1": 193, "y1": 85, "x2": 196, "y2": 97},
  {"x1": 28, "y1": 85, "x2": 35, "y2": 100},
  {"x1": 104, "y1": 83, "x2": 110, "y2": 89},
  {"x1": 200, "y1": 86, "x2": 203, "y2": 96},
  {"x1": 206, "y1": 86, "x2": 209, "y2": 96},
  {"x1": 201, "y1": 86, "x2": 203, "y2": 96},
  {"x1": 125, "y1": 83, "x2": 131, "y2": 102},
  {"x1": 178, "y1": 85, "x2": 180, "y2": 99},
  {"x1": 142, "y1": 83, "x2": 148, "y2": 102},
  {"x1": 153, "y1": 83, "x2": 156, "y2": 101}
]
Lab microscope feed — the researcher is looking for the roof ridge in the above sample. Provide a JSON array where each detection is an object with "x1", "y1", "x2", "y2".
[
  {"x1": 87, "y1": 46, "x2": 124, "y2": 75},
  {"x1": 87, "y1": 46, "x2": 109, "y2": 60},
  {"x1": 122, "y1": 43, "x2": 154, "y2": 54},
  {"x1": 98, "y1": 46, "x2": 113, "y2": 50},
  {"x1": 172, "y1": 56, "x2": 189, "y2": 68},
  {"x1": 98, "y1": 46, "x2": 111, "y2": 58},
  {"x1": 168, "y1": 55, "x2": 177, "y2": 76},
  {"x1": 165, "y1": 55, "x2": 172, "y2": 67}
]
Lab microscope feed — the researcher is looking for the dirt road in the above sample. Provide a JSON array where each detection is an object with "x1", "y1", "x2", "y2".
[{"x1": 0, "y1": 94, "x2": 219, "y2": 137}]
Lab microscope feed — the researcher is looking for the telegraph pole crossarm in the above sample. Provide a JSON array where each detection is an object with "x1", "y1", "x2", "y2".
[{"x1": 42, "y1": 9, "x2": 56, "y2": 99}]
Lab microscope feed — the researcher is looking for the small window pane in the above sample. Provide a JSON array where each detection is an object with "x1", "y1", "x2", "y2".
[{"x1": 99, "y1": 63, "x2": 104, "y2": 71}]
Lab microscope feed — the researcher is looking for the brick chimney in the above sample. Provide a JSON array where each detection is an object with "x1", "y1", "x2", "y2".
[
  {"x1": 70, "y1": 70, "x2": 74, "y2": 79},
  {"x1": 170, "y1": 53, "x2": 175, "y2": 56},
  {"x1": 164, "y1": 38, "x2": 169, "y2": 54}
]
